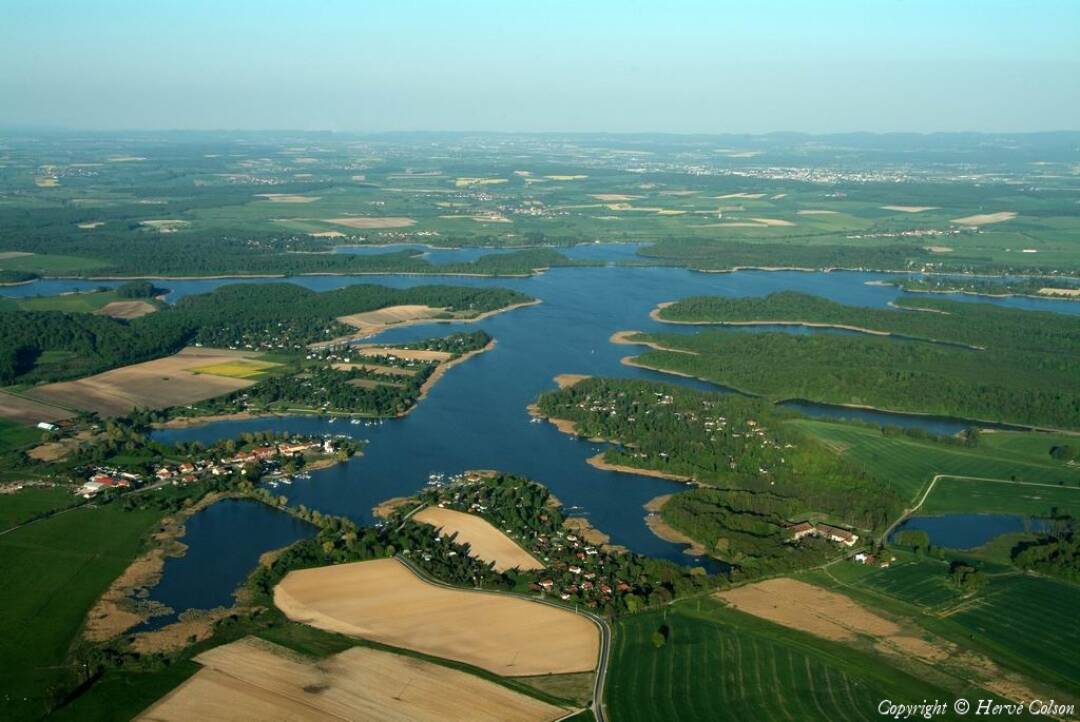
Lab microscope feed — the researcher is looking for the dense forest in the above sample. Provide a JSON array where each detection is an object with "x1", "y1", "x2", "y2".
[
  {"x1": 0, "y1": 283, "x2": 530, "y2": 384},
  {"x1": 535, "y1": 378, "x2": 900, "y2": 570},
  {"x1": 0, "y1": 220, "x2": 580, "y2": 276},
  {"x1": 1012, "y1": 520, "x2": 1080, "y2": 583},
  {"x1": 657, "y1": 291, "x2": 1080, "y2": 354},
  {"x1": 636, "y1": 240, "x2": 1074, "y2": 275},
  {"x1": 637, "y1": 292, "x2": 1080, "y2": 429}
]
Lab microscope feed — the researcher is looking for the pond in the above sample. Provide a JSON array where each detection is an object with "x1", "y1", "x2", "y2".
[{"x1": 890, "y1": 513, "x2": 1051, "y2": 550}]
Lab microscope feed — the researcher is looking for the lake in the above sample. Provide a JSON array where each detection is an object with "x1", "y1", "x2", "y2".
[{"x1": 6, "y1": 246, "x2": 1074, "y2": 620}]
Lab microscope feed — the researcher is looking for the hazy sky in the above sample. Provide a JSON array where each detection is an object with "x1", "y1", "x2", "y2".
[{"x1": 2, "y1": 0, "x2": 1078, "y2": 133}]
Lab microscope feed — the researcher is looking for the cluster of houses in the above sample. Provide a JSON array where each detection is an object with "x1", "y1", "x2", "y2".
[
  {"x1": 75, "y1": 439, "x2": 332, "y2": 498},
  {"x1": 76, "y1": 469, "x2": 141, "y2": 498},
  {"x1": 853, "y1": 551, "x2": 893, "y2": 568},
  {"x1": 787, "y1": 521, "x2": 860, "y2": 547}
]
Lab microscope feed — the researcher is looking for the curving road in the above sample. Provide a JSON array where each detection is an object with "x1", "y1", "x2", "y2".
[{"x1": 394, "y1": 554, "x2": 612, "y2": 721}]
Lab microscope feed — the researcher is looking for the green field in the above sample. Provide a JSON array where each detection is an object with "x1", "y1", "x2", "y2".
[
  {"x1": 0, "y1": 252, "x2": 106, "y2": 274},
  {"x1": 0, "y1": 486, "x2": 78, "y2": 532},
  {"x1": 792, "y1": 420, "x2": 1079, "y2": 506},
  {"x1": 827, "y1": 555, "x2": 964, "y2": 609},
  {"x1": 0, "y1": 504, "x2": 164, "y2": 720},
  {"x1": 920, "y1": 477, "x2": 1080, "y2": 516},
  {"x1": 0, "y1": 418, "x2": 44, "y2": 452},
  {"x1": 606, "y1": 598, "x2": 962, "y2": 722}
]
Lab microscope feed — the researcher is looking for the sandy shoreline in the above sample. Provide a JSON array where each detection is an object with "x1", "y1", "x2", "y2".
[
  {"x1": 609, "y1": 330, "x2": 699, "y2": 354},
  {"x1": 642, "y1": 494, "x2": 708, "y2": 556},
  {"x1": 586, "y1": 452, "x2": 693, "y2": 482}
]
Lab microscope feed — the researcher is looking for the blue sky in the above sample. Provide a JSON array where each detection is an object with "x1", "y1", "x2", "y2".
[{"x1": 2, "y1": 0, "x2": 1078, "y2": 132}]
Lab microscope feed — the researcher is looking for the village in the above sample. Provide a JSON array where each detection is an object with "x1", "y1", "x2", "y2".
[{"x1": 75, "y1": 438, "x2": 336, "y2": 498}]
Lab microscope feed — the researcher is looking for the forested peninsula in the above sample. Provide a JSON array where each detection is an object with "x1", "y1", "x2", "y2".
[
  {"x1": 633, "y1": 292, "x2": 1080, "y2": 429},
  {"x1": 534, "y1": 377, "x2": 901, "y2": 576},
  {"x1": 0, "y1": 283, "x2": 532, "y2": 385}
]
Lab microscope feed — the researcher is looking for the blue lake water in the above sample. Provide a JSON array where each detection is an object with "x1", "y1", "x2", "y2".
[
  {"x1": 5, "y1": 246, "x2": 1075, "y2": 620},
  {"x1": 135, "y1": 498, "x2": 314, "y2": 630},
  {"x1": 891, "y1": 514, "x2": 1051, "y2": 550}
]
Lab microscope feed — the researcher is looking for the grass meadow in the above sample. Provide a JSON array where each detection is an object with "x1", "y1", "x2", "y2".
[
  {"x1": 0, "y1": 504, "x2": 164, "y2": 720},
  {"x1": 793, "y1": 420, "x2": 1079, "y2": 508}
]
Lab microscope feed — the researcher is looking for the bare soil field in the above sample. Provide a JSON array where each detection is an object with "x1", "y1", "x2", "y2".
[
  {"x1": 749, "y1": 217, "x2": 796, "y2": 226},
  {"x1": 253, "y1": 193, "x2": 321, "y2": 203},
  {"x1": 140, "y1": 219, "x2": 190, "y2": 232},
  {"x1": 717, "y1": 578, "x2": 917, "y2": 645},
  {"x1": 24, "y1": 347, "x2": 263, "y2": 417},
  {"x1": 324, "y1": 216, "x2": 417, "y2": 229},
  {"x1": 307, "y1": 230, "x2": 346, "y2": 238},
  {"x1": 28, "y1": 430, "x2": 97, "y2": 462},
  {"x1": 350, "y1": 346, "x2": 453, "y2": 362},
  {"x1": 332, "y1": 362, "x2": 416, "y2": 376},
  {"x1": 590, "y1": 193, "x2": 641, "y2": 201},
  {"x1": 1038, "y1": 287, "x2": 1080, "y2": 297},
  {"x1": 338, "y1": 304, "x2": 448, "y2": 335},
  {"x1": 274, "y1": 558, "x2": 599, "y2": 676},
  {"x1": 95, "y1": 300, "x2": 157, "y2": 319},
  {"x1": 0, "y1": 390, "x2": 75, "y2": 425},
  {"x1": 413, "y1": 507, "x2": 544, "y2": 572},
  {"x1": 138, "y1": 637, "x2": 570, "y2": 722},
  {"x1": 951, "y1": 211, "x2": 1017, "y2": 225},
  {"x1": 882, "y1": 205, "x2": 938, "y2": 213}
]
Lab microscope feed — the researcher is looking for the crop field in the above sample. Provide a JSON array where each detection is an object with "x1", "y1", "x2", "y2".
[
  {"x1": 0, "y1": 389, "x2": 76, "y2": 425},
  {"x1": 792, "y1": 420, "x2": 1079, "y2": 504},
  {"x1": 943, "y1": 574, "x2": 1080, "y2": 696},
  {"x1": 0, "y1": 504, "x2": 164, "y2": 719},
  {"x1": 274, "y1": 558, "x2": 599, "y2": 676},
  {"x1": 138, "y1": 637, "x2": 572, "y2": 722},
  {"x1": 190, "y1": 358, "x2": 282, "y2": 379},
  {"x1": 24, "y1": 347, "x2": 269, "y2": 417},
  {"x1": 412, "y1": 507, "x2": 544, "y2": 573},
  {"x1": 606, "y1": 598, "x2": 954, "y2": 722},
  {"x1": 819, "y1": 559, "x2": 1080, "y2": 698},
  {"x1": 826, "y1": 556, "x2": 963, "y2": 610}
]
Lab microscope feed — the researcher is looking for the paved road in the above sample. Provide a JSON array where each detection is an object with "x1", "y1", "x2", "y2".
[{"x1": 394, "y1": 555, "x2": 612, "y2": 721}]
